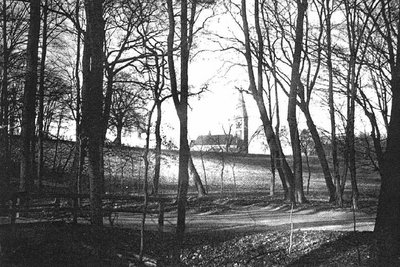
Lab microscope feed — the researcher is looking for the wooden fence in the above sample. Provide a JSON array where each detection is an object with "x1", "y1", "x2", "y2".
[{"x1": 1, "y1": 192, "x2": 172, "y2": 232}]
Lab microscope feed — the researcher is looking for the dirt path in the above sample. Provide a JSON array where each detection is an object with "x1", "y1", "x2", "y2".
[{"x1": 113, "y1": 203, "x2": 376, "y2": 233}]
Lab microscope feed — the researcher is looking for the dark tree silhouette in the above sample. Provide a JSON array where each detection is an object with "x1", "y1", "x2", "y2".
[
  {"x1": 373, "y1": 0, "x2": 400, "y2": 264},
  {"x1": 287, "y1": 0, "x2": 307, "y2": 204},
  {"x1": 19, "y1": 0, "x2": 40, "y2": 193},
  {"x1": 81, "y1": 0, "x2": 105, "y2": 226},
  {"x1": 167, "y1": 0, "x2": 191, "y2": 248}
]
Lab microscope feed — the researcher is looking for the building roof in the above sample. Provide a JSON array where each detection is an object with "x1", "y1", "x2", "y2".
[{"x1": 192, "y1": 134, "x2": 241, "y2": 147}]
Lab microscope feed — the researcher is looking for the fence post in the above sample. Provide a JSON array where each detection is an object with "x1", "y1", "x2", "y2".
[
  {"x1": 158, "y1": 201, "x2": 164, "y2": 234},
  {"x1": 72, "y1": 194, "x2": 78, "y2": 224},
  {"x1": 10, "y1": 194, "x2": 16, "y2": 225}
]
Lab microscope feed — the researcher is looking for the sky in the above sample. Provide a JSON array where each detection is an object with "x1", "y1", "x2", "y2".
[
  {"x1": 57, "y1": 2, "x2": 374, "y2": 155},
  {"x1": 57, "y1": 5, "x2": 327, "y2": 155}
]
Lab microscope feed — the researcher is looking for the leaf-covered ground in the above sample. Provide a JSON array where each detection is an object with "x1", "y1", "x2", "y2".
[
  {"x1": 0, "y1": 222, "x2": 377, "y2": 266},
  {"x1": 0, "y1": 190, "x2": 380, "y2": 266},
  {"x1": 181, "y1": 230, "x2": 375, "y2": 266}
]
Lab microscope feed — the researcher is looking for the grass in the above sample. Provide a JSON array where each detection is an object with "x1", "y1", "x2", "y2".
[{"x1": 2, "y1": 137, "x2": 382, "y2": 266}]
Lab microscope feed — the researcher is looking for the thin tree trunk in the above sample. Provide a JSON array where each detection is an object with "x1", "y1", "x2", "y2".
[
  {"x1": 288, "y1": 0, "x2": 307, "y2": 204},
  {"x1": 114, "y1": 124, "x2": 122, "y2": 145},
  {"x1": 20, "y1": 0, "x2": 41, "y2": 193},
  {"x1": 0, "y1": 0, "x2": 10, "y2": 202},
  {"x1": 344, "y1": 0, "x2": 359, "y2": 211},
  {"x1": 75, "y1": 0, "x2": 81, "y2": 138},
  {"x1": 273, "y1": 62, "x2": 286, "y2": 198},
  {"x1": 269, "y1": 154, "x2": 276, "y2": 196},
  {"x1": 102, "y1": 69, "x2": 114, "y2": 141},
  {"x1": 200, "y1": 149, "x2": 208, "y2": 193},
  {"x1": 52, "y1": 114, "x2": 63, "y2": 171},
  {"x1": 347, "y1": 55, "x2": 359, "y2": 210},
  {"x1": 301, "y1": 105, "x2": 336, "y2": 201},
  {"x1": 220, "y1": 153, "x2": 225, "y2": 195},
  {"x1": 359, "y1": 86, "x2": 384, "y2": 172},
  {"x1": 232, "y1": 162, "x2": 237, "y2": 197},
  {"x1": 167, "y1": 0, "x2": 190, "y2": 256},
  {"x1": 241, "y1": 0, "x2": 295, "y2": 202},
  {"x1": 326, "y1": 0, "x2": 342, "y2": 206},
  {"x1": 139, "y1": 108, "x2": 153, "y2": 261},
  {"x1": 152, "y1": 101, "x2": 162, "y2": 195},
  {"x1": 304, "y1": 150, "x2": 311, "y2": 194},
  {"x1": 189, "y1": 153, "x2": 206, "y2": 197},
  {"x1": 73, "y1": 0, "x2": 83, "y2": 213},
  {"x1": 37, "y1": 0, "x2": 49, "y2": 191}
]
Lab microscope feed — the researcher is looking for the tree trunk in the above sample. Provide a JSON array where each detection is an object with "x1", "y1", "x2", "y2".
[
  {"x1": 260, "y1": 101, "x2": 294, "y2": 201},
  {"x1": 287, "y1": 0, "x2": 307, "y2": 204},
  {"x1": 20, "y1": 0, "x2": 41, "y2": 193},
  {"x1": 152, "y1": 101, "x2": 162, "y2": 195},
  {"x1": 139, "y1": 108, "x2": 153, "y2": 261},
  {"x1": 167, "y1": 0, "x2": 190, "y2": 253},
  {"x1": 176, "y1": 0, "x2": 190, "y2": 244},
  {"x1": 0, "y1": 0, "x2": 10, "y2": 202},
  {"x1": 75, "y1": 0, "x2": 82, "y2": 138},
  {"x1": 52, "y1": 114, "x2": 63, "y2": 171},
  {"x1": 304, "y1": 150, "x2": 311, "y2": 194},
  {"x1": 114, "y1": 124, "x2": 123, "y2": 145},
  {"x1": 273, "y1": 63, "x2": 285, "y2": 198},
  {"x1": 176, "y1": 118, "x2": 190, "y2": 243},
  {"x1": 375, "y1": 88, "x2": 400, "y2": 264},
  {"x1": 241, "y1": 0, "x2": 295, "y2": 202},
  {"x1": 347, "y1": 56, "x2": 359, "y2": 210},
  {"x1": 269, "y1": 154, "x2": 276, "y2": 196},
  {"x1": 219, "y1": 153, "x2": 225, "y2": 195},
  {"x1": 343, "y1": 0, "x2": 359, "y2": 211},
  {"x1": 301, "y1": 105, "x2": 336, "y2": 201},
  {"x1": 189, "y1": 153, "x2": 206, "y2": 197},
  {"x1": 102, "y1": 69, "x2": 114, "y2": 141},
  {"x1": 72, "y1": 0, "x2": 83, "y2": 216},
  {"x1": 373, "y1": 3, "x2": 400, "y2": 263},
  {"x1": 37, "y1": 0, "x2": 49, "y2": 191},
  {"x1": 82, "y1": 0, "x2": 105, "y2": 226},
  {"x1": 325, "y1": 0, "x2": 342, "y2": 206},
  {"x1": 200, "y1": 149, "x2": 208, "y2": 193}
]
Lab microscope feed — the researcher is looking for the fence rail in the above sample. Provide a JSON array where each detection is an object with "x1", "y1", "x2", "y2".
[{"x1": 1, "y1": 192, "x2": 172, "y2": 232}]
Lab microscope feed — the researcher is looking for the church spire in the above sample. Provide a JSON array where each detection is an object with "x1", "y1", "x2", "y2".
[{"x1": 234, "y1": 90, "x2": 249, "y2": 153}]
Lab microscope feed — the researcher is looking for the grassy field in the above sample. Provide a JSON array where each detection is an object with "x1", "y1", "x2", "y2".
[
  {"x1": 1, "y1": 138, "x2": 383, "y2": 266},
  {"x1": 8, "y1": 136, "x2": 380, "y2": 202}
]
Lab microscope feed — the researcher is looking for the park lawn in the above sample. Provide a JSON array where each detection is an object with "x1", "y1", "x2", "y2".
[{"x1": 2, "y1": 139, "x2": 381, "y2": 266}]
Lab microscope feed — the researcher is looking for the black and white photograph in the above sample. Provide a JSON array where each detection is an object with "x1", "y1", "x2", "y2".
[{"x1": 0, "y1": 0, "x2": 399, "y2": 266}]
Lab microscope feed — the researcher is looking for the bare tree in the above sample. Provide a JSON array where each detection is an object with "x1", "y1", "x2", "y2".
[
  {"x1": 369, "y1": 0, "x2": 400, "y2": 263},
  {"x1": 189, "y1": 153, "x2": 206, "y2": 197},
  {"x1": 19, "y1": 0, "x2": 41, "y2": 193},
  {"x1": 325, "y1": 0, "x2": 342, "y2": 206},
  {"x1": 81, "y1": 0, "x2": 105, "y2": 226},
  {"x1": 167, "y1": 0, "x2": 191, "y2": 249},
  {"x1": 239, "y1": 0, "x2": 296, "y2": 202},
  {"x1": 108, "y1": 73, "x2": 148, "y2": 145},
  {"x1": 37, "y1": 0, "x2": 49, "y2": 191},
  {"x1": 0, "y1": 0, "x2": 11, "y2": 201},
  {"x1": 167, "y1": 0, "x2": 215, "y2": 258},
  {"x1": 287, "y1": 0, "x2": 307, "y2": 203}
]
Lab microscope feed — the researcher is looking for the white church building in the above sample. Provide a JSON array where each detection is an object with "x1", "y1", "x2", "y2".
[{"x1": 191, "y1": 91, "x2": 249, "y2": 153}]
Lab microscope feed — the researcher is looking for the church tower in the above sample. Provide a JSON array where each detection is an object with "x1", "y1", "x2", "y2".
[{"x1": 234, "y1": 90, "x2": 249, "y2": 153}]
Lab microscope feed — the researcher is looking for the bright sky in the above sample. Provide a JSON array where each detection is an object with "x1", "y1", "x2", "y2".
[{"x1": 57, "y1": 2, "x2": 372, "y2": 155}]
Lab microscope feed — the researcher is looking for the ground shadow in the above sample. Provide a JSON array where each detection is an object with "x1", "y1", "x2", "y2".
[{"x1": 287, "y1": 231, "x2": 375, "y2": 266}]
